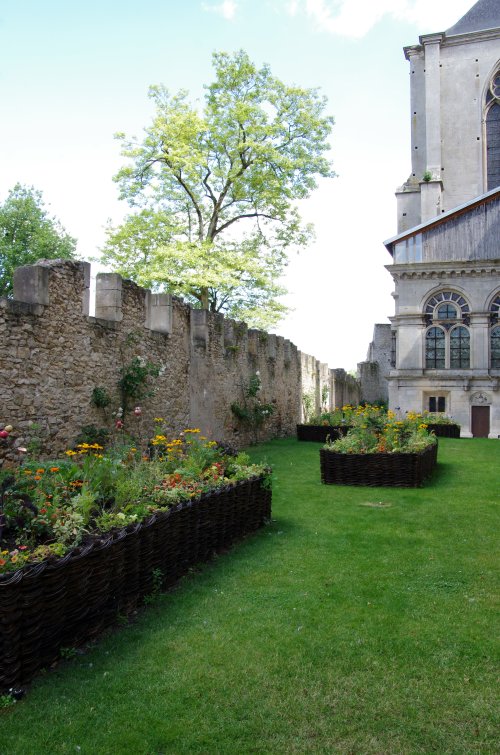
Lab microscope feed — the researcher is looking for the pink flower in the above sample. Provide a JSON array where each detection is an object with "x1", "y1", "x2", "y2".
[{"x1": 134, "y1": 406, "x2": 142, "y2": 416}]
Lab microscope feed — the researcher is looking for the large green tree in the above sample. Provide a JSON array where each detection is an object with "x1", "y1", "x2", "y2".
[
  {"x1": 0, "y1": 184, "x2": 77, "y2": 297},
  {"x1": 102, "y1": 50, "x2": 335, "y2": 328}
]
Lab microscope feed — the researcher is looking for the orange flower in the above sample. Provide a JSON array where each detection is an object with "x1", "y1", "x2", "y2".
[
  {"x1": 50, "y1": 467, "x2": 60, "y2": 473},
  {"x1": 34, "y1": 475, "x2": 42, "y2": 481}
]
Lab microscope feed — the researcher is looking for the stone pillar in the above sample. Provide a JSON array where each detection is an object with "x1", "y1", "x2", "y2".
[
  {"x1": 469, "y1": 314, "x2": 490, "y2": 370},
  {"x1": 13, "y1": 265, "x2": 50, "y2": 305},
  {"x1": 95, "y1": 273, "x2": 123, "y2": 321},
  {"x1": 421, "y1": 33, "x2": 444, "y2": 222},
  {"x1": 190, "y1": 309, "x2": 209, "y2": 349},
  {"x1": 144, "y1": 292, "x2": 172, "y2": 334},
  {"x1": 397, "y1": 315, "x2": 425, "y2": 370}
]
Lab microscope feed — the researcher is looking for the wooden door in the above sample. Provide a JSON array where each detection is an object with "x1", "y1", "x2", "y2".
[{"x1": 471, "y1": 406, "x2": 490, "y2": 438}]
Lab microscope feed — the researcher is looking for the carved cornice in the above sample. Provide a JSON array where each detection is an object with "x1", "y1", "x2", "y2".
[{"x1": 386, "y1": 261, "x2": 500, "y2": 282}]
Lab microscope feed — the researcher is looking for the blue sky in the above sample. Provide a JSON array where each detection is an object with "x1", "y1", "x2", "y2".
[{"x1": 0, "y1": 0, "x2": 473, "y2": 368}]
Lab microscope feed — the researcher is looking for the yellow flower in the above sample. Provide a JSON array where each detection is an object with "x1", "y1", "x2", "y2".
[
  {"x1": 184, "y1": 428, "x2": 200, "y2": 434},
  {"x1": 65, "y1": 450, "x2": 77, "y2": 456},
  {"x1": 154, "y1": 417, "x2": 164, "y2": 423}
]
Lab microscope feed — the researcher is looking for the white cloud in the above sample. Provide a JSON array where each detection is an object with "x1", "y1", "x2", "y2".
[
  {"x1": 201, "y1": 0, "x2": 238, "y2": 20},
  {"x1": 292, "y1": 0, "x2": 475, "y2": 39}
]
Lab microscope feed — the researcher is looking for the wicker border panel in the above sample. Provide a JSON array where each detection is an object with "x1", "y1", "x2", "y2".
[
  {"x1": 296, "y1": 425, "x2": 351, "y2": 442},
  {"x1": 0, "y1": 476, "x2": 271, "y2": 691},
  {"x1": 320, "y1": 444, "x2": 437, "y2": 488},
  {"x1": 426, "y1": 423, "x2": 461, "y2": 438}
]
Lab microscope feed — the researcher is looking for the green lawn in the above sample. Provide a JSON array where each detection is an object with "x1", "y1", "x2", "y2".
[{"x1": 1, "y1": 438, "x2": 498, "y2": 754}]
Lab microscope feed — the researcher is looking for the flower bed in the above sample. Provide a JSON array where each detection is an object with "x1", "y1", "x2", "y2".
[
  {"x1": 0, "y1": 424, "x2": 272, "y2": 691},
  {"x1": 320, "y1": 444, "x2": 438, "y2": 487},
  {"x1": 320, "y1": 407, "x2": 438, "y2": 487},
  {"x1": 296, "y1": 425, "x2": 351, "y2": 442},
  {"x1": 0, "y1": 475, "x2": 271, "y2": 691}
]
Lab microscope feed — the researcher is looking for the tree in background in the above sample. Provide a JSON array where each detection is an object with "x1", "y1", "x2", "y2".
[
  {"x1": 0, "y1": 184, "x2": 77, "y2": 297},
  {"x1": 101, "y1": 50, "x2": 334, "y2": 329}
]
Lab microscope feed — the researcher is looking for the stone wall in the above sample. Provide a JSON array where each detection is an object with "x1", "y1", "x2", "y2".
[
  {"x1": 358, "y1": 323, "x2": 393, "y2": 404},
  {"x1": 299, "y1": 355, "x2": 361, "y2": 421},
  {"x1": 0, "y1": 259, "x2": 337, "y2": 463}
]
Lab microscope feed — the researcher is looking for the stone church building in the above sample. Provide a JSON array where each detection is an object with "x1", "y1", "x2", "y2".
[{"x1": 361, "y1": 0, "x2": 500, "y2": 438}]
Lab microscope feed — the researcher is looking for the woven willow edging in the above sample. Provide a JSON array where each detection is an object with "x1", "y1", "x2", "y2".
[
  {"x1": 0, "y1": 476, "x2": 271, "y2": 692},
  {"x1": 296, "y1": 425, "x2": 352, "y2": 443},
  {"x1": 320, "y1": 444, "x2": 438, "y2": 488},
  {"x1": 426, "y1": 423, "x2": 461, "y2": 438}
]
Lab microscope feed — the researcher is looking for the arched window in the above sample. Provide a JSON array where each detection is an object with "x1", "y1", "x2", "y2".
[
  {"x1": 436, "y1": 303, "x2": 458, "y2": 320},
  {"x1": 424, "y1": 291, "x2": 469, "y2": 323},
  {"x1": 491, "y1": 326, "x2": 500, "y2": 369},
  {"x1": 485, "y1": 69, "x2": 500, "y2": 191},
  {"x1": 424, "y1": 292, "x2": 471, "y2": 369},
  {"x1": 426, "y1": 327, "x2": 445, "y2": 368},
  {"x1": 450, "y1": 326, "x2": 470, "y2": 368}
]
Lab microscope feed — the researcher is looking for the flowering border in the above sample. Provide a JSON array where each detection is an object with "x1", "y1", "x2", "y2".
[{"x1": 0, "y1": 476, "x2": 271, "y2": 692}]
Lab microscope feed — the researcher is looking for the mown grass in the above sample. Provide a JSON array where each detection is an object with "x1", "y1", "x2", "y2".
[{"x1": 0, "y1": 438, "x2": 498, "y2": 754}]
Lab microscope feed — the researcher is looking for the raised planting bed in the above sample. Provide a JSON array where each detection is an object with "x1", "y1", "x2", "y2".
[
  {"x1": 296, "y1": 425, "x2": 352, "y2": 443},
  {"x1": 425, "y1": 423, "x2": 461, "y2": 438},
  {"x1": 320, "y1": 443, "x2": 438, "y2": 488},
  {"x1": 0, "y1": 476, "x2": 271, "y2": 692}
]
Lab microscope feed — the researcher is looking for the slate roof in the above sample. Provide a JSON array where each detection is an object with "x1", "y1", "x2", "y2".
[{"x1": 446, "y1": 0, "x2": 500, "y2": 36}]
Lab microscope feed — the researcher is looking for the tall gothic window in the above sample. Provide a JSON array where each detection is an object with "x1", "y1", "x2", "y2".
[
  {"x1": 426, "y1": 327, "x2": 445, "y2": 368},
  {"x1": 450, "y1": 326, "x2": 470, "y2": 368},
  {"x1": 486, "y1": 69, "x2": 500, "y2": 191},
  {"x1": 491, "y1": 326, "x2": 500, "y2": 368},
  {"x1": 490, "y1": 294, "x2": 500, "y2": 368}
]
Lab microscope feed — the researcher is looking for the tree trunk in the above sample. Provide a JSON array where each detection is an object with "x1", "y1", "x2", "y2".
[{"x1": 200, "y1": 286, "x2": 209, "y2": 310}]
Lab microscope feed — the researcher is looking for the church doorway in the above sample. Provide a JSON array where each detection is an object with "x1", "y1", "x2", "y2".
[{"x1": 471, "y1": 406, "x2": 490, "y2": 437}]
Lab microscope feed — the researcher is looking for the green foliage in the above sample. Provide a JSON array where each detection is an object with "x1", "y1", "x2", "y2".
[
  {"x1": 101, "y1": 50, "x2": 335, "y2": 329},
  {"x1": 0, "y1": 184, "x2": 77, "y2": 297},
  {"x1": 26, "y1": 422, "x2": 44, "y2": 456},
  {"x1": 118, "y1": 356, "x2": 160, "y2": 415},
  {"x1": 144, "y1": 568, "x2": 164, "y2": 605},
  {"x1": 321, "y1": 383, "x2": 329, "y2": 409},
  {"x1": 231, "y1": 373, "x2": 275, "y2": 442},
  {"x1": 91, "y1": 387, "x2": 111, "y2": 410},
  {"x1": 0, "y1": 693, "x2": 17, "y2": 709},
  {"x1": 422, "y1": 170, "x2": 432, "y2": 182},
  {"x1": 74, "y1": 425, "x2": 110, "y2": 448},
  {"x1": 301, "y1": 391, "x2": 315, "y2": 423},
  {"x1": 0, "y1": 430, "x2": 269, "y2": 573},
  {"x1": 59, "y1": 647, "x2": 78, "y2": 660},
  {"x1": 422, "y1": 412, "x2": 459, "y2": 426},
  {"x1": 325, "y1": 407, "x2": 436, "y2": 454}
]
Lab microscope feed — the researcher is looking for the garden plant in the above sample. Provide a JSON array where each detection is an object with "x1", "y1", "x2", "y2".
[{"x1": 0, "y1": 423, "x2": 268, "y2": 575}]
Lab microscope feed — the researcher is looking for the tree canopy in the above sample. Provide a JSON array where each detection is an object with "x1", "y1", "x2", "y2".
[
  {"x1": 0, "y1": 184, "x2": 77, "y2": 297},
  {"x1": 101, "y1": 50, "x2": 335, "y2": 328}
]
